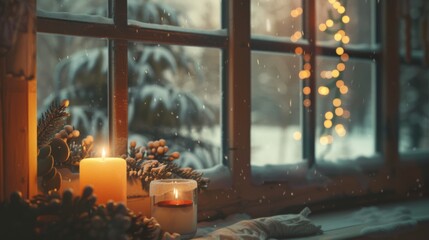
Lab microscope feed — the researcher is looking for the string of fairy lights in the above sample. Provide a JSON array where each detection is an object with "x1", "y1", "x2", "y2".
[{"x1": 290, "y1": 0, "x2": 351, "y2": 146}]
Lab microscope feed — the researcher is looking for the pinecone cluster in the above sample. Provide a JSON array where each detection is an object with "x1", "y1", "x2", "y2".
[
  {"x1": 125, "y1": 139, "x2": 209, "y2": 191},
  {"x1": 38, "y1": 123, "x2": 95, "y2": 193},
  {"x1": 0, "y1": 187, "x2": 177, "y2": 240}
]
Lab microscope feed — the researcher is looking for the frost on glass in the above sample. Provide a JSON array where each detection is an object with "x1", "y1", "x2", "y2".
[
  {"x1": 315, "y1": 57, "x2": 376, "y2": 162},
  {"x1": 316, "y1": 0, "x2": 375, "y2": 47},
  {"x1": 251, "y1": 0, "x2": 302, "y2": 38},
  {"x1": 37, "y1": 0, "x2": 107, "y2": 17},
  {"x1": 128, "y1": 43, "x2": 222, "y2": 170},
  {"x1": 37, "y1": 33, "x2": 108, "y2": 142},
  {"x1": 251, "y1": 52, "x2": 303, "y2": 166},
  {"x1": 399, "y1": 65, "x2": 429, "y2": 153},
  {"x1": 127, "y1": 0, "x2": 221, "y2": 30}
]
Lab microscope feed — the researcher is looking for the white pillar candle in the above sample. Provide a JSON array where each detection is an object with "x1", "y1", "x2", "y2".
[
  {"x1": 80, "y1": 149, "x2": 127, "y2": 205},
  {"x1": 150, "y1": 179, "x2": 197, "y2": 239}
]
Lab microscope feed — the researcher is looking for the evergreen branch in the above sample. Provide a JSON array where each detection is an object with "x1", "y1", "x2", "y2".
[
  {"x1": 167, "y1": 163, "x2": 209, "y2": 192},
  {"x1": 37, "y1": 100, "x2": 70, "y2": 147}
]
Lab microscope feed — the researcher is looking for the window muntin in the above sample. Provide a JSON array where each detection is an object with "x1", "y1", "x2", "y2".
[
  {"x1": 127, "y1": 0, "x2": 221, "y2": 30},
  {"x1": 251, "y1": 51, "x2": 303, "y2": 166}
]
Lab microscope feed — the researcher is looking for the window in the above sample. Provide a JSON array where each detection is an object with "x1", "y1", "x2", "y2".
[{"x1": 37, "y1": 0, "x2": 429, "y2": 219}]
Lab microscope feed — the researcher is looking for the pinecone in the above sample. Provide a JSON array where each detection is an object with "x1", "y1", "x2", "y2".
[{"x1": 0, "y1": 187, "x2": 171, "y2": 240}]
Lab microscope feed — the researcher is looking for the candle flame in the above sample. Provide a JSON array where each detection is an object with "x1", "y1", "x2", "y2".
[
  {"x1": 173, "y1": 188, "x2": 178, "y2": 199},
  {"x1": 102, "y1": 148, "x2": 106, "y2": 158}
]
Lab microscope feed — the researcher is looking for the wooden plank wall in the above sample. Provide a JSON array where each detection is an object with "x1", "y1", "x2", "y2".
[
  {"x1": 1, "y1": 56, "x2": 4, "y2": 201},
  {"x1": 1, "y1": 0, "x2": 37, "y2": 200}
]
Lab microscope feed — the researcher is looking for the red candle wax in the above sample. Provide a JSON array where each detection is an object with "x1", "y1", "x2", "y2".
[{"x1": 156, "y1": 200, "x2": 193, "y2": 208}]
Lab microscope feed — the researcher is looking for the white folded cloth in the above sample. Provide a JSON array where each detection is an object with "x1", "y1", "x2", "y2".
[{"x1": 195, "y1": 207, "x2": 322, "y2": 240}]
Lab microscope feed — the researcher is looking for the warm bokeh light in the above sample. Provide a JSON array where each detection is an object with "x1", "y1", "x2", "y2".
[
  {"x1": 335, "y1": 124, "x2": 347, "y2": 137},
  {"x1": 325, "y1": 111, "x2": 334, "y2": 120},
  {"x1": 333, "y1": 2, "x2": 341, "y2": 9},
  {"x1": 341, "y1": 53, "x2": 349, "y2": 62},
  {"x1": 304, "y1": 63, "x2": 311, "y2": 70},
  {"x1": 320, "y1": 135, "x2": 333, "y2": 145},
  {"x1": 343, "y1": 110, "x2": 351, "y2": 119},
  {"x1": 339, "y1": 85, "x2": 349, "y2": 94},
  {"x1": 326, "y1": 19, "x2": 334, "y2": 27},
  {"x1": 293, "y1": 131, "x2": 302, "y2": 140},
  {"x1": 328, "y1": 0, "x2": 336, "y2": 4},
  {"x1": 291, "y1": 31, "x2": 303, "y2": 42},
  {"x1": 303, "y1": 99, "x2": 311, "y2": 107},
  {"x1": 295, "y1": 47, "x2": 303, "y2": 55},
  {"x1": 342, "y1": 15, "x2": 350, "y2": 23},
  {"x1": 299, "y1": 70, "x2": 307, "y2": 79},
  {"x1": 334, "y1": 33, "x2": 342, "y2": 41},
  {"x1": 337, "y1": 30, "x2": 346, "y2": 36},
  {"x1": 324, "y1": 120, "x2": 333, "y2": 128},
  {"x1": 319, "y1": 23, "x2": 327, "y2": 32},
  {"x1": 333, "y1": 98, "x2": 342, "y2": 107},
  {"x1": 331, "y1": 69, "x2": 340, "y2": 78},
  {"x1": 336, "y1": 80, "x2": 345, "y2": 88},
  {"x1": 335, "y1": 107, "x2": 344, "y2": 116},
  {"x1": 304, "y1": 53, "x2": 311, "y2": 62},
  {"x1": 342, "y1": 36, "x2": 350, "y2": 44},
  {"x1": 337, "y1": 63, "x2": 346, "y2": 71},
  {"x1": 303, "y1": 86, "x2": 311, "y2": 95},
  {"x1": 337, "y1": 6, "x2": 345, "y2": 14},
  {"x1": 291, "y1": 7, "x2": 303, "y2": 18},
  {"x1": 336, "y1": 47, "x2": 345, "y2": 55},
  {"x1": 299, "y1": 70, "x2": 311, "y2": 79},
  {"x1": 318, "y1": 86, "x2": 330, "y2": 95}
]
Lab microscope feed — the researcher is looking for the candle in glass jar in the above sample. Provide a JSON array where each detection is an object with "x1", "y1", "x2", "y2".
[
  {"x1": 150, "y1": 179, "x2": 197, "y2": 239},
  {"x1": 80, "y1": 149, "x2": 127, "y2": 205}
]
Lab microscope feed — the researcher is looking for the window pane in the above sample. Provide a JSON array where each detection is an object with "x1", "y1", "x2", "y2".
[
  {"x1": 251, "y1": 52, "x2": 303, "y2": 166},
  {"x1": 315, "y1": 57, "x2": 376, "y2": 162},
  {"x1": 128, "y1": 43, "x2": 222, "y2": 170},
  {"x1": 399, "y1": 65, "x2": 429, "y2": 153},
  {"x1": 251, "y1": 0, "x2": 303, "y2": 38},
  {"x1": 316, "y1": 0, "x2": 376, "y2": 47},
  {"x1": 128, "y1": 0, "x2": 221, "y2": 30},
  {"x1": 37, "y1": 0, "x2": 107, "y2": 18},
  {"x1": 399, "y1": 0, "x2": 426, "y2": 59},
  {"x1": 37, "y1": 33, "x2": 109, "y2": 142}
]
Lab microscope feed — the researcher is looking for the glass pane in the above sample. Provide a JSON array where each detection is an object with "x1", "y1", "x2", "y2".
[
  {"x1": 37, "y1": 33, "x2": 108, "y2": 142},
  {"x1": 315, "y1": 57, "x2": 376, "y2": 162},
  {"x1": 251, "y1": 52, "x2": 303, "y2": 166},
  {"x1": 128, "y1": 0, "x2": 221, "y2": 30},
  {"x1": 251, "y1": 0, "x2": 303, "y2": 38},
  {"x1": 399, "y1": 65, "x2": 429, "y2": 153},
  {"x1": 128, "y1": 43, "x2": 222, "y2": 170},
  {"x1": 399, "y1": 0, "x2": 427, "y2": 60},
  {"x1": 316, "y1": 0, "x2": 375, "y2": 47},
  {"x1": 37, "y1": 0, "x2": 107, "y2": 18}
]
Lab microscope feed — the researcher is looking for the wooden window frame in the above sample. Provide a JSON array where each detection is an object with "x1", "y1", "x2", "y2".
[{"x1": 33, "y1": 0, "x2": 429, "y2": 220}]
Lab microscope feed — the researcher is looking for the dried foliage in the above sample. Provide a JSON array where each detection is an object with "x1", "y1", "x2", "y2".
[
  {"x1": 126, "y1": 140, "x2": 209, "y2": 192},
  {"x1": 0, "y1": 187, "x2": 178, "y2": 240},
  {"x1": 37, "y1": 99, "x2": 70, "y2": 148}
]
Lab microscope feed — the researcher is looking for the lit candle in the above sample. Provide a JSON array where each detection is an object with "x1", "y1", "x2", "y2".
[
  {"x1": 80, "y1": 148, "x2": 127, "y2": 205},
  {"x1": 150, "y1": 179, "x2": 197, "y2": 239}
]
